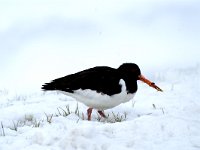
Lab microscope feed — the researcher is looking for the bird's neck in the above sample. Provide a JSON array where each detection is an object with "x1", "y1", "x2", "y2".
[{"x1": 121, "y1": 74, "x2": 138, "y2": 94}]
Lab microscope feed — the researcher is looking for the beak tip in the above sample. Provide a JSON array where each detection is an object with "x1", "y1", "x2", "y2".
[
  {"x1": 157, "y1": 88, "x2": 163, "y2": 92},
  {"x1": 139, "y1": 75, "x2": 163, "y2": 92}
]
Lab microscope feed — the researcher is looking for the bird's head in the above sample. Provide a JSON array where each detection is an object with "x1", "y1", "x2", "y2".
[{"x1": 118, "y1": 63, "x2": 163, "y2": 92}]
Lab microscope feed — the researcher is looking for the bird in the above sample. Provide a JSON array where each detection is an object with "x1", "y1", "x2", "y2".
[{"x1": 42, "y1": 63, "x2": 163, "y2": 120}]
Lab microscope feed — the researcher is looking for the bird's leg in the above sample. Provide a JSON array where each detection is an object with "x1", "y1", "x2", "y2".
[
  {"x1": 87, "y1": 108, "x2": 93, "y2": 121},
  {"x1": 97, "y1": 110, "x2": 107, "y2": 118}
]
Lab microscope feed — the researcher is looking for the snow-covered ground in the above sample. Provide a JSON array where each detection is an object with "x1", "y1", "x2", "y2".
[
  {"x1": 1, "y1": 0, "x2": 200, "y2": 149},
  {"x1": 0, "y1": 64, "x2": 200, "y2": 150}
]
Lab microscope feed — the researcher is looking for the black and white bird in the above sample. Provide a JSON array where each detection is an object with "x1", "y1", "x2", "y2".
[{"x1": 42, "y1": 63, "x2": 162, "y2": 120}]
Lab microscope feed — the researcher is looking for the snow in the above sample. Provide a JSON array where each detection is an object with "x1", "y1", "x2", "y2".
[
  {"x1": 1, "y1": 0, "x2": 200, "y2": 149},
  {"x1": 1, "y1": 65, "x2": 200, "y2": 150}
]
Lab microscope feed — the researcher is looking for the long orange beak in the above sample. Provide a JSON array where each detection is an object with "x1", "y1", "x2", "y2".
[{"x1": 138, "y1": 75, "x2": 163, "y2": 92}]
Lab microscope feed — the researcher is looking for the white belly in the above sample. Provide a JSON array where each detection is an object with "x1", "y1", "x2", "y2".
[{"x1": 59, "y1": 79, "x2": 135, "y2": 110}]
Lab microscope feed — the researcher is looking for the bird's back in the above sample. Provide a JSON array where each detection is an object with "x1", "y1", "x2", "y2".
[{"x1": 42, "y1": 66, "x2": 123, "y2": 96}]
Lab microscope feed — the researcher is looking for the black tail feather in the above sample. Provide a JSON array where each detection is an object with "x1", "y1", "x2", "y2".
[{"x1": 41, "y1": 82, "x2": 57, "y2": 91}]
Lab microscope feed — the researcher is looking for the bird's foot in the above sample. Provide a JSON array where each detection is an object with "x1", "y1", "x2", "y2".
[
  {"x1": 87, "y1": 108, "x2": 107, "y2": 121},
  {"x1": 87, "y1": 108, "x2": 93, "y2": 121},
  {"x1": 97, "y1": 110, "x2": 107, "y2": 118}
]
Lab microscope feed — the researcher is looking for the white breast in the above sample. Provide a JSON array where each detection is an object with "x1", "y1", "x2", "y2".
[{"x1": 59, "y1": 79, "x2": 135, "y2": 110}]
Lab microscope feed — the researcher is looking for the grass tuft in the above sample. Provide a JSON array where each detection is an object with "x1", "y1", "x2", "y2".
[
  {"x1": 56, "y1": 105, "x2": 71, "y2": 117},
  {"x1": 152, "y1": 104, "x2": 165, "y2": 114},
  {"x1": 45, "y1": 113, "x2": 53, "y2": 124},
  {"x1": 8, "y1": 121, "x2": 23, "y2": 131},
  {"x1": 55, "y1": 104, "x2": 81, "y2": 118},
  {"x1": 96, "y1": 112, "x2": 127, "y2": 123},
  {"x1": 74, "y1": 103, "x2": 80, "y2": 116},
  {"x1": 152, "y1": 104, "x2": 156, "y2": 109},
  {"x1": 1, "y1": 122, "x2": 5, "y2": 136},
  {"x1": 32, "y1": 120, "x2": 41, "y2": 128},
  {"x1": 11, "y1": 121, "x2": 19, "y2": 131},
  {"x1": 110, "y1": 112, "x2": 127, "y2": 122},
  {"x1": 132, "y1": 100, "x2": 136, "y2": 108}
]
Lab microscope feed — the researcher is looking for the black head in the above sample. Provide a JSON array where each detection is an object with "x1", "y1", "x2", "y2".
[
  {"x1": 118, "y1": 63, "x2": 141, "y2": 79},
  {"x1": 118, "y1": 63, "x2": 163, "y2": 92}
]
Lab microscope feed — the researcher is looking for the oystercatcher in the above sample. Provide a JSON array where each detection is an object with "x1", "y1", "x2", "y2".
[{"x1": 42, "y1": 63, "x2": 162, "y2": 120}]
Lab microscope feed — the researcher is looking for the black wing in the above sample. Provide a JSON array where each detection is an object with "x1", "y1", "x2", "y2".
[{"x1": 42, "y1": 66, "x2": 122, "y2": 96}]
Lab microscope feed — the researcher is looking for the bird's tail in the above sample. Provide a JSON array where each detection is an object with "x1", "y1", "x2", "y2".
[{"x1": 41, "y1": 82, "x2": 57, "y2": 91}]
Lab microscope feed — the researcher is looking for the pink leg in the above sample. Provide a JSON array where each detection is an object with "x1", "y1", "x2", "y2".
[
  {"x1": 87, "y1": 108, "x2": 93, "y2": 121},
  {"x1": 97, "y1": 110, "x2": 106, "y2": 118}
]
